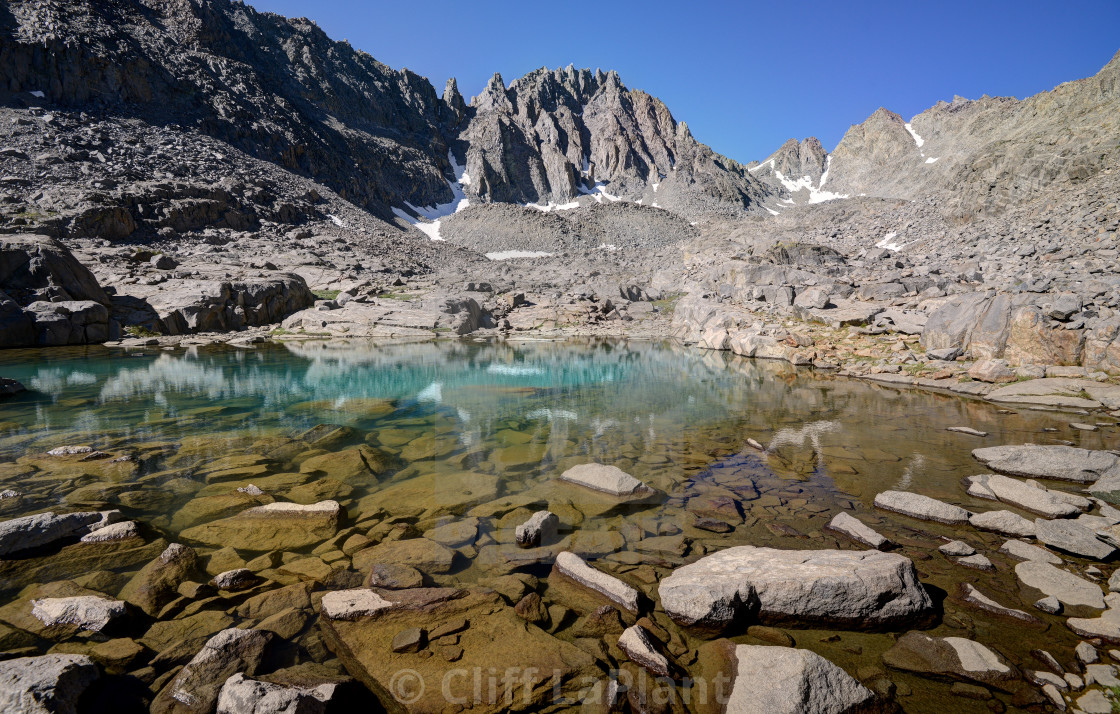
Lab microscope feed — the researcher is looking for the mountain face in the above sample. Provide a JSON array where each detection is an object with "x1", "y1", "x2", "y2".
[
  {"x1": 454, "y1": 66, "x2": 769, "y2": 216},
  {"x1": 0, "y1": 0, "x2": 771, "y2": 231},
  {"x1": 753, "y1": 50, "x2": 1120, "y2": 218}
]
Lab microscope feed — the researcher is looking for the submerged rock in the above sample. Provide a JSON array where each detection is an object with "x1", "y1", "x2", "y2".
[
  {"x1": 0, "y1": 654, "x2": 99, "y2": 714},
  {"x1": 883, "y1": 632, "x2": 1020, "y2": 691},
  {"x1": 873, "y1": 491, "x2": 971, "y2": 524},
  {"x1": 972, "y1": 445, "x2": 1120, "y2": 484},
  {"x1": 319, "y1": 587, "x2": 598, "y2": 713},
  {"x1": 658, "y1": 545, "x2": 932, "y2": 629},
  {"x1": 179, "y1": 500, "x2": 341, "y2": 551}
]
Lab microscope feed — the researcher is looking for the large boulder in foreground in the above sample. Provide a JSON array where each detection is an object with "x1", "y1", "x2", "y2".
[
  {"x1": 658, "y1": 546, "x2": 932, "y2": 630},
  {"x1": 696, "y1": 641, "x2": 877, "y2": 714},
  {"x1": 0, "y1": 653, "x2": 99, "y2": 714},
  {"x1": 0, "y1": 234, "x2": 109, "y2": 306},
  {"x1": 972, "y1": 445, "x2": 1120, "y2": 484},
  {"x1": 0, "y1": 235, "x2": 113, "y2": 347}
]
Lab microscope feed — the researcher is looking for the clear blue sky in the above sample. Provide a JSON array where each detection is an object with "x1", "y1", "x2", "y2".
[{"x1": 247, "y1": 0, "x2": 1119, "y2": 164}]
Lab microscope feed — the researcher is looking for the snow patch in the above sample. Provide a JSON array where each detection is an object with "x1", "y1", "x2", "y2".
[
  {"x1": 875, "y1": 232, "x2": 905, "y2": 251},
  {"x1": 485, "y1": 250, "x2": 553, "y2": 261},
  {"x1": 29, "y1": 90, "x2": 44, "y2": 99},
  {"x1": 749, "y1": 158, "x2": 775, "y2": 173},
  {"x1": 526, "y1": 201, "x2": 580, "y2": 212},
  {"x1": 598, "y1": 243, "x2": 619, "y2": 252},
  {"x1": 764, "y1": 206, "x2": 780, "y2": 216},
  {"x1": 391, "y1": 150, "x2": 471, "y2": 241},
  {"x1": 904, "y1": 123, "x2": 925, "y2": 148},
  {"x1": 819, "y1": 156, "x2": 832, "y2": 188},
  {"x1": 578, "y1": 182, "x2": 621, "y2": 203},
  {"x1": 327, "y1": 214, "x2": 344, "y2": 227},
  {"x1": 773, "y1": 169, "x2": 849, "y2": 204},
  {"x1": 925, "y1": 157, "x2": 940, "y2": 164}
]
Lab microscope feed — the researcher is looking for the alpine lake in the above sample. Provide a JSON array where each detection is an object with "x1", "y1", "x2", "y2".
[{"x1": 0, "y1": 338, "x2": 1117, "y2": 713}]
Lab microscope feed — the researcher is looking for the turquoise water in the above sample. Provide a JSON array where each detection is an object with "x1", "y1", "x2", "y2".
[{"x1": 0, "y1": 338, "x2": 1116, "y2": 712}]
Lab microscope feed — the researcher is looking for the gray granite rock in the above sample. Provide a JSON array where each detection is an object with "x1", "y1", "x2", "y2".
[
  {"x1": 973, "y1": 445, "x2": 1120, "y2": 484},
  {"x1": 659, "y1": 545, "x2": 932, "y2": 629},
  {"x1": 720, "y1": 645, "x2": 875, "y2": 714},
  {"x1": 874, "y1": 490, "x2": 971, "y2": 524},
  {"x1": 0, "y1": 654, "x2": 99, "y2": 714}
]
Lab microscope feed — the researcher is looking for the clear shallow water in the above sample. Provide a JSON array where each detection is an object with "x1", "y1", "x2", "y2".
[{"x1": 0, "y1": 339, "x2": 1117, "y2": 712}]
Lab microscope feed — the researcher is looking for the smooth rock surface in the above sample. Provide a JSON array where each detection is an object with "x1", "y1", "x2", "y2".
[
  {"x1": 973, "y1": 445, "x2": 1120, "y2": 484},
  {"x1": 826, "y1": 512, "x2": 891, "y2": 549},
  {"x1": 1015, "y1": 561, "x2": 1106, "y2": 613},
  {"x1": 1034, "y1": 518, "x2": 1116, "y2": 560},
  {"x1": 554, "y1": 551, "x2": 639, "y2": 613},
  {"x1": 965, "y1": 473, "x2": 1085, "y2": 518},
  {"x1": 659, "y1": 545, "x2": 932, "y2": 629},
  {"x1": 873, "y1": 490, "x2": 971, "y2": 524},
  {"x1": 557, "y1": 463, "x2": 654, "y2": 498}
]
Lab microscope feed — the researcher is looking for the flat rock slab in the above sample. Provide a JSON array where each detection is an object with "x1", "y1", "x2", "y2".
[
  {"x1": 883, "y1": 632, "x2": 1019, "y2": 691},
  {"x1": 874, "y1": 491, "x2": 971, "y2": 524},
  {"x1": 956, "y1": 583, "x2": 1041, "y2": 625},
  {"x1": 1067, "y1": 608, "x2": 1120, "y2": 643},
  {"x1": 659, "y1": 545, "x2": 932, "y2": 629},
  {"x1": 965, "y1": 473, "x2": 1085, "y2": 518},
  {"x1": 972, "y1": 445, "x2": 1120, "y2": 484},
  {"x1": 179, "y1": 500, "x2": 341, "y2": 551},
  {"x1": 0, "y1": 654, "x2": 99, "y2": 714},
  {"x1": 719, "y1": 644, "x2": 875, "y2": 714},
  {"x1": 351, "y1": 538, "x2": 456, "y2": 576},
  {"x1": 999, "y1": 539, "x2": 1062, "y2": 564},
  {"x1": 319, "y1": 587, "x2": 599, "y2": 714},
  {"x1": 987, "y1": 378, "x2": 1120, "y2": 410},
  {"x1": 825, "y1": 512, "x2": 891, "y2": 549},
  {"x1": 553, "y1": 551, "x2": 639, "y2": 613},
  {"x1": 558, "y1": 463, "x2": 655, "y2": 498},
  {"x1": 1034, "y1": 518, "x2": 1116, "y2": 560},
  {"x1": 969, "y1": 510, "x2": 1037, "y2": 538},
  {"x1": 1015, "y1": 561, "x2": 1105, "y2": 614}
]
